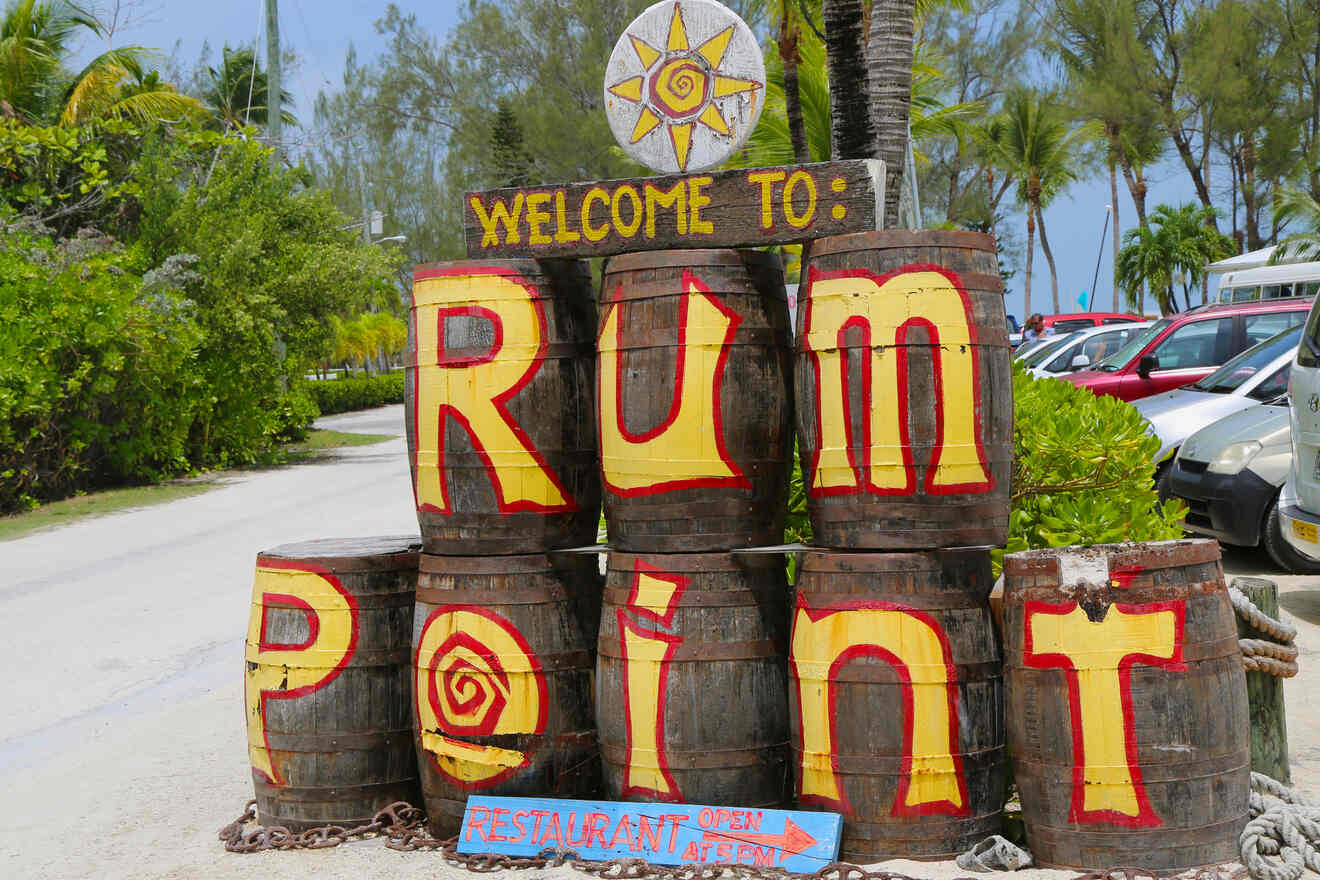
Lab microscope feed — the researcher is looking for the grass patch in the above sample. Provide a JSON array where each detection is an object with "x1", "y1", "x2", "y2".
[
  {"x1": 0, "y1": 481, "x2": 217, "y2": 542},
  {"x1": 275, "y1": 429, "x2": 395, "y2": 463}
]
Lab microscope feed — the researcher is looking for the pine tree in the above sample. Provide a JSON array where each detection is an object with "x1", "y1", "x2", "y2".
[{"x1": 489, "y1": 99, "x2": 533, "y2": 188}]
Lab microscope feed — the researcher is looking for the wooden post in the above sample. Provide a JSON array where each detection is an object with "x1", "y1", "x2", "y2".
[{"x1": 1231, "y1": 576, "x2": 1291, "y2": 783}]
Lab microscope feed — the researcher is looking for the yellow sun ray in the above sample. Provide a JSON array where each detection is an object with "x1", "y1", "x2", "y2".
[
  {"x1": 712, "y1": 74, "x2": 762, "y2": 98},
  {"x1": 630, "y1": 34, "x2": 661, "y2": 69},
  {"x1": 609, "y1": 76, "x2": 644, "y2": 103},
  {"x1": 666, "y1": 3, "x2": 689, "y2": 51},
  {"x1": 695, "y1": 26, "x2": 734, "y2": 69},
  {"x1": 668, "y1": 122, "x2": 694, "y2": 171},
  {"x1": 631, "y1": 107, "x2": 662, "y2": 143},
  {"x1": 697, "y1": 103, "x2": 729, "y2": 137}
]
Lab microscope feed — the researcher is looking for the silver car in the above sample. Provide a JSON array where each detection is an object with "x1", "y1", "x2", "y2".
[
  {"x1": 1137, "y1": 325, "x2": 1299, "y2": 494},
  {"x1": 1167, "y1": 403, "x2": 1317, "y2": 572}
]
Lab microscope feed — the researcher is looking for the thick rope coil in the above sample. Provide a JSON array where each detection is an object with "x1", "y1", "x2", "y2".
[
  {"x1": 1241, "y1": 773, "x2": 1320, "y2": 880},
  {"x1": 1228, "y1": 585, "x2": 1300, "y2": 678},
  {"x1": 1229, "y1": 586, "x2": 1298, "y2": 643}
]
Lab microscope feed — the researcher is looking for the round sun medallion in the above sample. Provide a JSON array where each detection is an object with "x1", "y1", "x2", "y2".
[{"x1": 604, "y1": 0, "x2": 765, "y2": 174}]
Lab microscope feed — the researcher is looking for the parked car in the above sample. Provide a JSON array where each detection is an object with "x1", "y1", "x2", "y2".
[
  {"x1": 1168, "y1": 404, "x2": 1317, "y2": 572},
  {"x1": 1279, "y1": 294, "x2": 1320, "y2": 561},
  {"x1": 1062, "y1": 297, "x2": 1314, "y2": 402},
  {"x1": 1013, "y1": 331, "x2": 1085, "y2": 370},
  {"x1": 1043, "y1": 312, "x2": 1143, "y2": 333},
  {"x1": 1027, "y1": 321, "x2": 1153, "y2": 379},
  {"x1": 1216, "y1": 260, "x2": 1320, "y2": 303},
  {"x1": 1137, "y1": 325, "x2": 1299, "y2": 490}
]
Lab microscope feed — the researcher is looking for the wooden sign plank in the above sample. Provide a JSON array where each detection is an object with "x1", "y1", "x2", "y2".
[
  {"x1": 464, "y1": 159, "x2": 884, "y2": 260},
  {"x1": 456, "y1": 796, "x2": 843, "y2": 873}
]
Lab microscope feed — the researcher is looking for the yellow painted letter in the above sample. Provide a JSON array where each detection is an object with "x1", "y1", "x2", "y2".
[
  {"x1": 245, "y1": 562, "x2": 358, "y2": 785},
  {"x1": 598, "y1": 271, "x2": 748, "y2": 496},
  {"x1": 790, "y1": 596, "x2": 967, "y2": 816},
  {"x1": 1024, "y1": 601, "x2": 1184, "y2": 827},
  {"x1": 801, "y1": 266, "x2": 993, "y2": 497},
  {"x1": 410, "y1": 266, "x2": 575, "y2": 514},
  {"x1": 469, "y1": 193, "x2": 525, "y2": 247}
]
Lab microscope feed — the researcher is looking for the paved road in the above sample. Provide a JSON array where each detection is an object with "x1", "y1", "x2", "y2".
[
  {"x1": 2, "y1": 409, "x2": 1317, "y2": 878},
  {"x1": 1, "y1": 405, "x2": 419, "y2": 880}
]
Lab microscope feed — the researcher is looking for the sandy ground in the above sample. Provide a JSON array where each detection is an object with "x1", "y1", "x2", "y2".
[{"x1": 1, "y1": 404, "x2": 1316, "y2": 880}]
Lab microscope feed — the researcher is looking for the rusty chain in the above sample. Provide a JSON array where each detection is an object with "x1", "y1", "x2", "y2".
[{"x1": 218, "y1": 800, "x2": 1248, "y2": 880}]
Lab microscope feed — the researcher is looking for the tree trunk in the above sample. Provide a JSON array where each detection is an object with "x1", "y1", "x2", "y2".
[
  {"x1": 1036, "y1": 204, "x2": 1060, "y2": 313},
  {"x1": 1110, "y1": 161, "x2": 1121, "y2": 311},
  {"x1": 823, "y1": 0, "x2": 874, "y2": 161},
  {"x1": 1169, "y1": 125, "x2": 1218, "y2": 229},
  {"x1": 866, "y1": 0, "x2": 916, "y2": 229},
  {"x1": 1024, "y1": 210, "x2": 1035, "y2": 316},
  {"x1": 779, "y1": 13, "x2": 810, "y2": 163}
]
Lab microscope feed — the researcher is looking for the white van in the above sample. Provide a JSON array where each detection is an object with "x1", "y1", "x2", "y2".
[
  {"x1": 1278, "y1": 292, "x2": 1320, "y2": 559},
  {"x1": 1217, "y1": 261, "x2": 1320, "y2": 304}
]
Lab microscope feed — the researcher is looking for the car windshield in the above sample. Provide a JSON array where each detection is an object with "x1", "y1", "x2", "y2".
[
  {"x1": 1187, "y1": 325, "x2": 1302, "y2": 393},
  {"x1": 1020, "y1": 332, "x2": 1082, "y2": 367},
  {"x1": 1094, "y1": 319, "x2": 1171, "y2": 371}
]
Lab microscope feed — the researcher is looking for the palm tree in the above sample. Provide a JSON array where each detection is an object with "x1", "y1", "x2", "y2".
[
  {"x1": 1116, "y1": 203, "x2": 1233, "y2": 314},
  {"x1": 1272, "y1": 185, "x2": 1320, "y2": 263},
  {"x1": 1, "y1": 0, "x2": 200, "y2": 127},
  {"x1": 980, "y1": 90, "x2": 1089, "y2": 314},
  {"x1": 201, "y1": 45, "x2": 295, "y2": 131},
  {"x1": 868, "y1": 0, "x2": 917, "y2": 228},
  {"x1": 822, "y1": 0, "x2": 872, "y2": 162},
  {"x1": 60, "y1": 54, "x2": 202, "y2": 128},
  {"x1": 0, "y1": 0, "x2": 94, "y2": 122}
]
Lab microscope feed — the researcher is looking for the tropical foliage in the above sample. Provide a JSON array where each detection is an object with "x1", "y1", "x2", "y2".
[{"x1": 1116, "y1": 203, "x2": 1235, "y2": 314}]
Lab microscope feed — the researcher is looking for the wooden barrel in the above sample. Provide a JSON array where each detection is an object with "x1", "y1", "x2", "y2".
[
  {"x1": 245, "y1": 536, "x2": 421, "y2": 830},
  {"x1": 598, "y1": 249, "x2": 792, "y2": 552},
  {"x1": 789, "y1": 549, "x2": 1005, "y2": 861},
  {"x1": 1003, "y1": 540, "x2": 1250, "y2": 871},
  {"x1": 794, "y1": 231, "x2": 1012, "y2": 549},
  {"x1": 597, "y1": 551, "x2": 790, "y2": 805},
  {"x1": 407, "y1": 258, "x2": 600, "y2": 555},
  {"x1": 413, "y1": 553, "x2": 602, "y2": 836}
]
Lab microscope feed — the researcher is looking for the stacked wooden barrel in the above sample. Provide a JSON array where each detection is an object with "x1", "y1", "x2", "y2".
[
  {"x1": 405, "y1": 259, "x2": 604, "y2": 836},
  {"x1": 243, "y1": 536, "x2": 422, "y2": 830},
  {"x1": 1003, "y1": 540, "x2": 1250, "y2": 871},
  {"x1": 788, "y1": 231, "x2": 1012, "y2": 861},
  {"x1": 595, "y1": 249, "x2": 794, "y2": 808}
]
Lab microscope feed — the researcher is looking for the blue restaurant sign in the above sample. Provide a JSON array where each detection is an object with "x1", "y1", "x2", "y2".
[{"x1": 457, "y1": 796, "x2": 843, "y2": 873}]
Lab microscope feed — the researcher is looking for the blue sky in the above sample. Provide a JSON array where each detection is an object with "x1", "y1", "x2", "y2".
[{"x1": 74, "y1": 1, "x2": 1213, "y2": 320}]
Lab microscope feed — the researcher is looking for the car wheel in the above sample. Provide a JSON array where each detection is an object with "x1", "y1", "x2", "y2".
[
  {"x1": 1262, "y1": 494, "x2": 1320, "y2": 574},
  {"x1": 1155, "y1": 461, "x2": 1174, "y2": 505}
]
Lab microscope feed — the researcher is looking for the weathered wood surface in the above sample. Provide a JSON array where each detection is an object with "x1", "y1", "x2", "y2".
[
  {"x1": 406, "y1": 258, "x2": 600, "y2": 555},
  {"x1": 1231, "y1": 576, "x2": 1291, "y2": 784},
  {"x1": 1003, "y1": 541, "x2": 1250, "y2": 872},
  {"x1": 603, "y1": 0, "x2": 765, "y2": 174},
  {"x1": 464, "y1": 160, "x2": 883, "y2": 260},
  {"x1": 789, "y1": 549, "x2": 1006, "y2": 861},
  {"x1": 598, "y1": 248, "x2": 792, "y2": 552},
  {"x1": 413, "y1": 553, "x2": 603, "y2": 837},
  {"x1": 248, "y1": 536, "x2": 421, "y2": 831},
  {"x1": 794, "y1": 230, "x2": 1012, "y2": 550},
  {"x1": 597, "y1": 551, "x2": 791, "y2": 807}
]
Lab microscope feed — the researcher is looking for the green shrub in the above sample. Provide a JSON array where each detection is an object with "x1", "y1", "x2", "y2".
[
  {"x1": 308, "y1": 372, "x2": 405, "y2": 415},
  {"x1": 1006, "y1": 362, "x2": 1184, "y2": 560},
  {"x1": 0, "y1": 226, "x2": 201, "y2": 511}
]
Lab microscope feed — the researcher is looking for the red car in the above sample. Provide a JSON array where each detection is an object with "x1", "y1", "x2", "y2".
[
  {"x1": 1063, "y1": 299, "x2": 1314, "y2": 402},
  {"x1": 1041, "y1": 312, "x2": 1144, "y2": 334}
]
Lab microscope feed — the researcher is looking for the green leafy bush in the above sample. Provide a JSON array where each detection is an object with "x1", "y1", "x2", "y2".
[
  {"x1": 0, "y1": 225, "x2": 201, "y2": 511},
  {"x1": 308, "y1": 373, "x2": 405, "y2": 415},
  {"x1": 1006, "y1": 362, "x2": 1184, "y2": 558}
]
